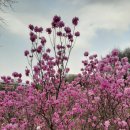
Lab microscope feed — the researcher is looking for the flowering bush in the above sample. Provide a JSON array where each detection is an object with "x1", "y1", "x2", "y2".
[{"x1": 0, "y1": 15, "x2": 130, "y2": 130}]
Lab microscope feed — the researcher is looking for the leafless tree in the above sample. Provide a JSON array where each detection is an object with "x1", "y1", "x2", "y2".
[
  {"x1": 0, "y1": 0, "x2": 17, "y2": 25},
  {"x1": 0, "y1": 0, "x2": 16, "y2": 11}
]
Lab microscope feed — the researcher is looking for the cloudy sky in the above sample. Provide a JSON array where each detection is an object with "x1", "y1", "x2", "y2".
[{"x1": 0, "y1": 0, "x2": 130, "y2": 81}]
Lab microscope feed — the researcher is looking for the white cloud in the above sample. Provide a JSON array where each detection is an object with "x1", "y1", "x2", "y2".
[
  {"x1": 0, "y1": 11, "x2": 52, "y2": 38},
  {"x1": 3, "y1": 0, "x2": 130, "y2": 49},
  {"x1": 1, "y1": 0, "x2": 130, "y2": 43},
  {"x1": 65, "y1": 0, "x2": 130, "y2": 52},
  {"x1": 0, "y1": 12, "x2": 27, "y2": 36}
]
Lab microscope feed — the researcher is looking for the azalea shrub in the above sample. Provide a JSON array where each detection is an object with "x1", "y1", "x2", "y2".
[{"x1": 0, "y1": 15, "x2": 130, "y2": 130}]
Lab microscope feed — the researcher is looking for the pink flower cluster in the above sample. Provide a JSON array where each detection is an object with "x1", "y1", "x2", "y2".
[{"x1": 0, "y1": 16, "x2": 130, "y2": 130}]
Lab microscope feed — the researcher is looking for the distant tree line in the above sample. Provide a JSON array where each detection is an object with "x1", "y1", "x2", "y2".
[
  {"x1": 65, "y1": 74, "x2": 77, "y2": 83},
  {"x1": 1, "y1": 47, "x2": 130, "y2": 91},
  {"x1": 66, "y1": 47, "x2": 130, "y2": 83}
]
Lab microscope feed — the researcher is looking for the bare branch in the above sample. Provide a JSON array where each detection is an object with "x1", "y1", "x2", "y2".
[{"x1": 0, "y1": 0, "x2": 17, "y2": 27}]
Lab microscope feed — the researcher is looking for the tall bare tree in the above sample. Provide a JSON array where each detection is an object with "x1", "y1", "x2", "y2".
[{"x1": 0, "y1": 0, "x2": 17, "y2": 25}]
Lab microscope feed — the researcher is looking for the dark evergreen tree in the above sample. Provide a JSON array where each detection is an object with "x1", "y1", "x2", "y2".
[{"x1": 119, "y1": 48, "x2": 130, "y2": 63}]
